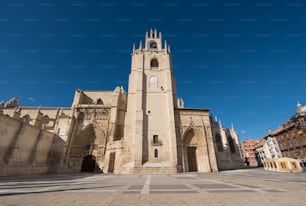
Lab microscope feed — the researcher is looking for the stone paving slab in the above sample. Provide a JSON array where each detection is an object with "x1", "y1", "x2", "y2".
[
  {"x1": 150, "y1": 190, "x2": 198, "y2": 194},
  {"x1": 0, "y1": 168, "x2": 305, "y2": 206},
  {"x1": 150, "y1": 184, "x2": 190, "y2": 189},
  {"x1": 193, "y1": 183, "x2": 237, "y2": 189}
]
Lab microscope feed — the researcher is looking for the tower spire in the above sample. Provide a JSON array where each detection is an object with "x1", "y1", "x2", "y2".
[
  {"x1": 218, "y1": 119, "x2": 223, "y2": 128},
  {"x1": 145, "y1": 29, "x2": 163, "y2": 50},
  {"x1": 297, "y1": 101, "x2": 302, "y2": 107}
]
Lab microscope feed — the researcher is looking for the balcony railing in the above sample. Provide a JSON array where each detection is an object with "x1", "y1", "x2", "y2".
[{"x1": 151, "y1": 140, "x2": 163, "y2": 146}]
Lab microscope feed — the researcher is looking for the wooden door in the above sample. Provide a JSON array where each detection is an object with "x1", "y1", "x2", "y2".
[
  {"x1": 187, "y1": 147, "x2": 198, "y2": 172},
  {"x1": 108, "y1": 152, "x2": 116, "y2": 173}
]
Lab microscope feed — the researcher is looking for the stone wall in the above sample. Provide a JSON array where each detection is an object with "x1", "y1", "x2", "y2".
[
  {"x1": 176, "y1": 108, "x2": 218, "y2": 173},
  {"x1": 0, "y1": 113, "x2": 56, "y2": 176},
  {"x1": 211, "y1": 120, "x2": 244, "y2": 170}
]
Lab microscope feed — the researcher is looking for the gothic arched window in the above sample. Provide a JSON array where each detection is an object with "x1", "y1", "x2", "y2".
[
  {"x1": 151, "y1": 58, "x2": 159, "y2": 68},
  {"x1": 154, "y1": 149, "x2": 158, "y2": 158},
  {"x1": 96, "y1": 98, "x2": 103, "y2": 105},
  {"x1": 215, "y1": 133, "x2": 223, "y2": 152},
  {"x1": 227, "y1": 136, "x2": 236, "y2": 153}
]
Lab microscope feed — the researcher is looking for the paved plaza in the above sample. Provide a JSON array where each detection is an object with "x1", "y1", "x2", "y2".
[{"x1": 0, "y1": 168, "x2": 305, "y2": 206}]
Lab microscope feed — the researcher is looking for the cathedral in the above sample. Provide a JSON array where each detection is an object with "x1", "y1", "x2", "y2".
[{"x1": 0, "y1": 29, "x2": 244, "y2": 176}]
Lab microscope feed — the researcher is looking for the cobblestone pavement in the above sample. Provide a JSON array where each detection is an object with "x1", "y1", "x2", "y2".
[{"x1": 0, "y1": 168, "x2": 305, "y2": 206}]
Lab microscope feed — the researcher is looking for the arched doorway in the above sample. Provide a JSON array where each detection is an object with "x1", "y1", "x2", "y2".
[
  {"x1": 68, "y1": 124, "x2": 106, "y2": 173},
  {"x1": 81, "y1": 155, "x2": 96, "y2": 172},
  {"x1": 187, "y1": 147, "x2": 198, "y2": 172},
  {"x1": 183, "y1": 128, "x2": 199, "y2": 172}
]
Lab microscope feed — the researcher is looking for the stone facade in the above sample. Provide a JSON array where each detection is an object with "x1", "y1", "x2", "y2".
[
  {"x1": 0, "y1": 29, "x2": 244, "y2": 175},
  {"x1": 211, "y1": 118, "x2": 244, "y2": 170},
  {"x1": 0, "y1": 110, "x2": 55, "y2": 176}
]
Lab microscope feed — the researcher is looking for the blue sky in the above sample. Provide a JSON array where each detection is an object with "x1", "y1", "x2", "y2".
[{"x1": 1, "y1": 0, "x2": 306, "y2": 141}]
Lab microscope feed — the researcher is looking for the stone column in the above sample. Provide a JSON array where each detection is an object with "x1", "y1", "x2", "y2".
[{"x1": 202, "y1": 117, "x2": 218, "y2": 172}]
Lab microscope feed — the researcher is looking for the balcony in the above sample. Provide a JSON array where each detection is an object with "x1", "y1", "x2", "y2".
[{"x1": 151, "y1": 140, "x2": 163, "y2": 146}]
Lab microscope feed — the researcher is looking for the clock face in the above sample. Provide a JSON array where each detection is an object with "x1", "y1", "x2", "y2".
[{"x1": 150, "y1": 76, "x2": 158, "y2": 84}]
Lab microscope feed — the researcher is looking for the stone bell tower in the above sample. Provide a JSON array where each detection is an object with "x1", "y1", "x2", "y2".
[{"x1": 123, "y1": 29, "x2": 178, "y2": 173}]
